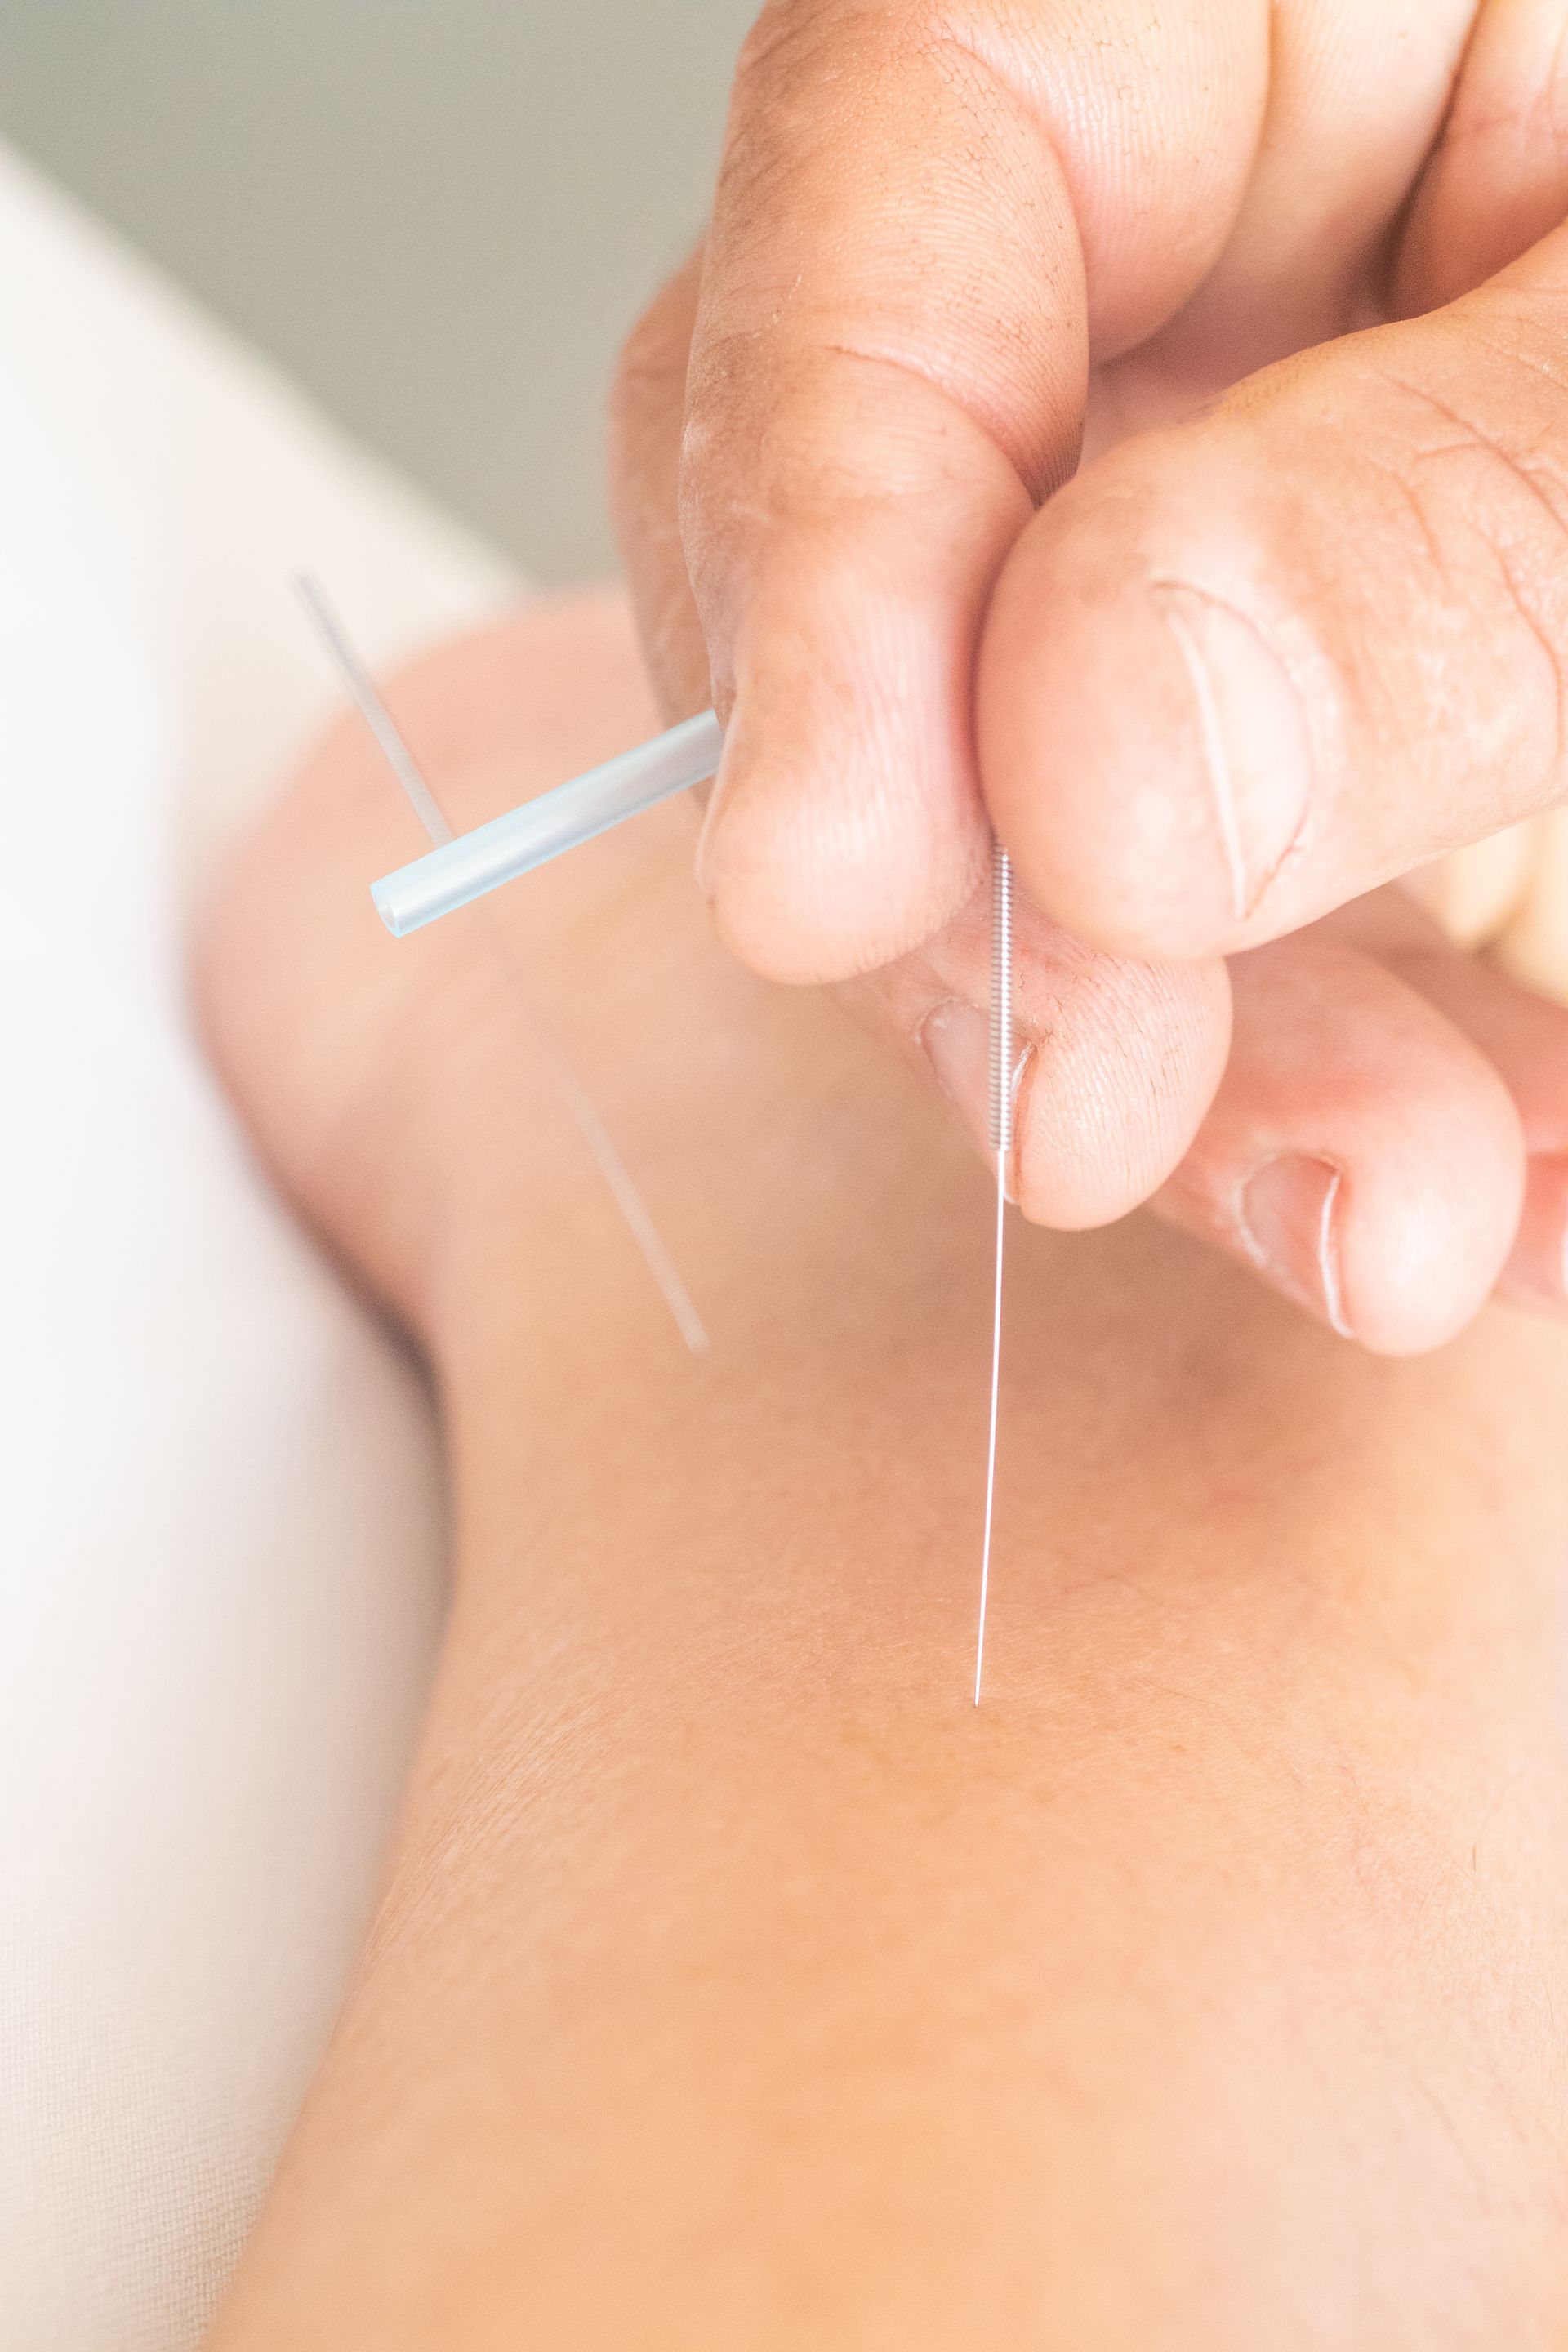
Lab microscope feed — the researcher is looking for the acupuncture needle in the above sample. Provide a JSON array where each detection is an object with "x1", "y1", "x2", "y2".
[
  {"x1": 973, "y1": 844, "x2": 1013, "y2": 1708},
  {"x1": 295, "y1": 576, "x2": 709, "y2": 1355},
  {"x1": 365, "y1": 688, "x2": 1017, "y2": 1695}
]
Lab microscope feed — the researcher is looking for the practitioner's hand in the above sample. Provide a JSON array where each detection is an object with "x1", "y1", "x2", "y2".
[{"x1": 611, "y1": 0, "x2": 1568, "y2": 1355}]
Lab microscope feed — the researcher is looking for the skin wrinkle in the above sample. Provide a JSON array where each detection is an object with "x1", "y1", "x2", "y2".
[
  {"x1": 686, "y1": 335, "x2": 1040, "y2": 525},
  {"x1": 693, "y1": 198, "x2": 1080, "y2": 513},
  {"x1": 1386, "y1": 369, "x2": 1568, "y2": 538},
  {"x1": 1369, "y1": 453, "x2": 1452, "y2": 584},
  {"x1": 1159, "y1": 585, "x2": 1254, "y2": 924},
  {"x1": 813, "y1": 341, "x2": 1067, "y2": 506},
  {"x1": 1377, "y1": 366, "x2": 1568, "y2": 795},
  {"x1": 1148, "y1": 575, "x2": 1316, "y2": 924}
]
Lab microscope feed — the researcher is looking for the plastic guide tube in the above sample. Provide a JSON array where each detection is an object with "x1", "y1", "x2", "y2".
[{"x1": 371, "y1": 709, "x2": 724, "y2": 937}]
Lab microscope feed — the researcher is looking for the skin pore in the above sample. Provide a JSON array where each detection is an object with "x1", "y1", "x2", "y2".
[{"x1": 198, "y1": 593, "x2": 1568, "y2": 2347}]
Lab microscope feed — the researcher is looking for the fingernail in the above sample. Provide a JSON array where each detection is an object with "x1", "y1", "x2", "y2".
[
  {"x1": 1239, "y1": 1155, "x2": 1352, "y2": 1337},
  {"x1": 1155, "y1": 583, "x2": 1312, "y2": 924},
  {"x1": 1003, "y1": 1044, "x2": 1033, "y2": 1205},
  {"x1": 1502, "y1": 1154, "x2": 1568, "y2": 1316},
  {"x1": 922, "y1": 1001, "x2": 990, "y2": 1146}
]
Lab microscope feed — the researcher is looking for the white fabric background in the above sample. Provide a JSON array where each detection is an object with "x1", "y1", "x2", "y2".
[{"x1": 0, "y1": 147, "x2": 515, "y2": 2348}]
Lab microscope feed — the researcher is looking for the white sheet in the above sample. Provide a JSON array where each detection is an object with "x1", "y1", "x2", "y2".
[{"x1": 0, "y1": 145, "x2": 514, "y2": 2350}]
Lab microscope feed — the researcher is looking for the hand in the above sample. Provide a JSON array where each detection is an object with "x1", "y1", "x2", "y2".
[{"x1": 610, "y1": 0, "x2": 1568, "y2": 1353}]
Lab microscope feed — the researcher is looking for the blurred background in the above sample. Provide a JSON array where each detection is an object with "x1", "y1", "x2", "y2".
[{"x1": 1, "y1": 0, "x2": 756, "y2": 580}]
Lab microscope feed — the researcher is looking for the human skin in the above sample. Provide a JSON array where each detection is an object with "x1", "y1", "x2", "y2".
[
  {"x1": 199, "y1": 594, "x2": 1568, "y2": 2347},
  {"x1": 611, "y1": 0, "x2": 1568, "y2": 1352}
]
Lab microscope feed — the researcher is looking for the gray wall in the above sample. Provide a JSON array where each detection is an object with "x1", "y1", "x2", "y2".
[{"x1": 0, "y1": 1, "x2": 756, "y2": 579}]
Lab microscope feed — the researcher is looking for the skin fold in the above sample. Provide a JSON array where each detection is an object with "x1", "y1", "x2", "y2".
[
  {"x1": 610, "y1": 0, "x2": 1568, "y2": 1352},
  {"x1": 198, "y1": 593, "x2": 1568, "y2": 2349}
]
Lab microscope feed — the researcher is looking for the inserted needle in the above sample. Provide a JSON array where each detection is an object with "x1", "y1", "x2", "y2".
[
  {"x1": 973, "y1": 844, "x2": 1013, "y2": 1706},
  {"x1": 296, "y1": 576, "x2": 709, "y2": 1355}
]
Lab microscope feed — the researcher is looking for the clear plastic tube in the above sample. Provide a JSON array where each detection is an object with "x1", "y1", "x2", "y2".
[{"x1": 371, "y1": 709, "x2": 724, "y2": 937}]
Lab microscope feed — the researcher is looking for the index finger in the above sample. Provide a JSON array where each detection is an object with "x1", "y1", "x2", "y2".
[{"x1": 679, "y1": 0, "x2": 1264, "y2": 982}]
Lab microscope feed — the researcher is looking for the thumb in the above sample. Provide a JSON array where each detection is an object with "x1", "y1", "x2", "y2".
[{"x1": 979, "y1": 217, "x2": 1568, "y2": 966}]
